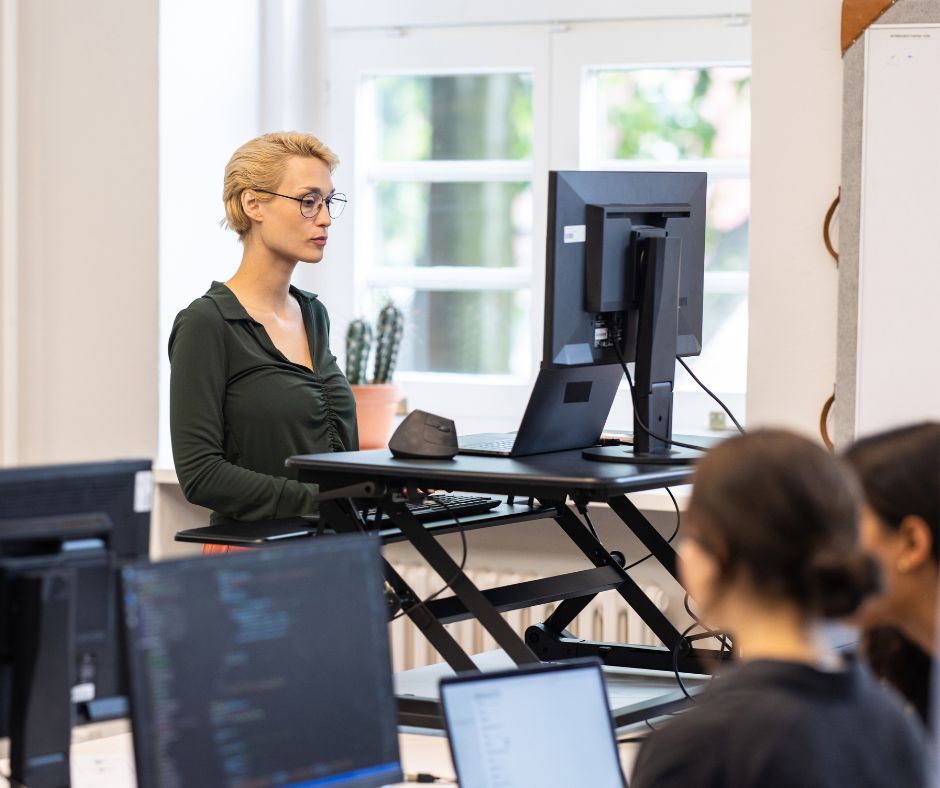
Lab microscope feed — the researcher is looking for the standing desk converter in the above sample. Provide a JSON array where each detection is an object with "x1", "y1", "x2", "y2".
[{"x1": 286, "y1": 448, "x2": 723, "y2": 727}]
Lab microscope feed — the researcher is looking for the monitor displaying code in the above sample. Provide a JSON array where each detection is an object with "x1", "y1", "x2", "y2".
[{"x1": 122, "y1": 537, "x2": 401, "y2": 788}]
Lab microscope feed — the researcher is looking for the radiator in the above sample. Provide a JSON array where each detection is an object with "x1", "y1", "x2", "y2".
[{"x1": 388, "y1": 563, "x2": 669, "y2": 673}]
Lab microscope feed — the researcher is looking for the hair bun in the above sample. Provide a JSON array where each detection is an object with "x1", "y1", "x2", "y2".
[{"x1": 804, "y1": 549, "x2": 882, "y2": 618}]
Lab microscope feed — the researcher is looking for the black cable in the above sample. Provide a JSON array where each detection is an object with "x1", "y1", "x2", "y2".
[
  {"x1": 612, "y1": 343, "x2": 710, "y2": 453},
  {"x1": 673, "y1": 620, "x2": 700, "y2": 702},
  {"x1": 391, "y1": 498, "x2": 468, "y2": 622},
  {"x1": 622, "y1": 487, "x2": 681, "y2": 572},
  {"x1": 673, "y1": 608, "x2": 732, "y2": 701},
  {"x1": 683, "y1": 592, "x2": 731, "y2": 662},
  {"x1": 575, "y1": 501, "x2": 602, "y2": 545},
  {"x1": 676, "y1": 356, "x2": 745, "y2": 434}
]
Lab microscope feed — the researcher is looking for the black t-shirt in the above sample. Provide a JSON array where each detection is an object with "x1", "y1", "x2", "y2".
[{"x1": 631, "y1": 659, "x2": 928, "y2": 788}]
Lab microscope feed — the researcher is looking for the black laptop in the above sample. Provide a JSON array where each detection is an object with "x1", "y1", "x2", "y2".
[{"x1": 458, "y1": 363, "x2": 623, "y2": 456}]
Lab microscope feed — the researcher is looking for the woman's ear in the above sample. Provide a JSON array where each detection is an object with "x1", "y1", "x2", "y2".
[
  {"x1": 241, "y1": 189, "x2": 264, "y2": 224},
  {"x1": 896, "y1": 515, "x2": 934, "y2": 573}
]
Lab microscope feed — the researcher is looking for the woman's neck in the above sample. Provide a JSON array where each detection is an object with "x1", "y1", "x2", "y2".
[
  {"x1": 894, "y1": 573, "x2": 938, "y2": 655},
  {"x1": 724, "y1": 598, "x2": 838, "y2": 669},
  {"x1": 226, "y1": 244, "x2": 297, "y2": 314}
]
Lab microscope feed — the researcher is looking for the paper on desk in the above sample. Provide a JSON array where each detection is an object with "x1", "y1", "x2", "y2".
[{"x1": 72, "y1": 754, "x2": 136, "y2": 788}]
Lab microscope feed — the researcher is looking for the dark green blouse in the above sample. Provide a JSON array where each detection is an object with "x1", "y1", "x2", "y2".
[{"x1": 169, "y1": 281, "x2": 358, "y2": 524}]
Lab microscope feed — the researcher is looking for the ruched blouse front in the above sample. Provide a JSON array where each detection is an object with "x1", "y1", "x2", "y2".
[{"x1": 169, "y1": 281, "x2": 357, "y2": 524}]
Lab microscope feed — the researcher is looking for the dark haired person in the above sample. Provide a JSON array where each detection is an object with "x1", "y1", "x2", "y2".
[
  {"x1": 845, "y1": 421, "x2": 940, "y2": 726},
  {"x1": 631, "y1": 430, "x2": 927, "y2": 788}
]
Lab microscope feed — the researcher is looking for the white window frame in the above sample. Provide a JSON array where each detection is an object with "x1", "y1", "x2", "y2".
[
  {"x1": 324, "y1": 13, "x2": 751, "y2": 436},
  {"x1": 551, "y1": 19, "x2": 751, "y2": 433},
  {"x1": 326, "y1": 28, "x2": 551, "y2": 434}
]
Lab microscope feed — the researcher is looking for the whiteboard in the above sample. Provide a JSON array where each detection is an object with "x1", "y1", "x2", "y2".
[{"x1": 856, "y1": 23, "x2": 940, "y2": 437}]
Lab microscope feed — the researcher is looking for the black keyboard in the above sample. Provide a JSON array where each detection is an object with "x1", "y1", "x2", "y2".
[{"x1": 366, "y1": 493, "x2": 501, "y2": 525}]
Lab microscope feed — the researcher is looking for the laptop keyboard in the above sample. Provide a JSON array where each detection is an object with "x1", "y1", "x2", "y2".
[
  {"x1": 460, "y1": 437, "x2": 516, "y2": 452},
  {"x1": 365, "y1": 493, "x2": 501, "y2": 524}
]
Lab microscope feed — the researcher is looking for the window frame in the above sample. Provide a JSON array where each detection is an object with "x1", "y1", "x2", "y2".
[{"x1": 323, "y1": 16, "x2": 751, "y2": 434}]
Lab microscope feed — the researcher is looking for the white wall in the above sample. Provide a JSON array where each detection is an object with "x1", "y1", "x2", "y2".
[
  {"x1": 1, "y1": 0, "x2": 159, "y2": 464},
  {"x1": 746, "y1": 0, "x2": 843, "y2": 437},
  {"x1": 156, "y1": 0, "x2": 328, "y2": 469},
  {"x1": 157, "y1": 0, "x2": 262, "y2": 469}
]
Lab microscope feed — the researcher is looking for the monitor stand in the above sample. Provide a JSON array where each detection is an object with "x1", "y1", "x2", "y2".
[
  {"x1": 583, "y1": 444, "x2": 703, "y2": 465},
  {"x1": 583, "y1": 226, "x2": 707, "y2": 466}
]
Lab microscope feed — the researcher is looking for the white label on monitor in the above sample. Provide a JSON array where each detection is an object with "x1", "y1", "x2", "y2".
[
  {"x1": 134, "y1": 470, "x2": 154, "y2": 513},
  {"x1": 71, "y1": 682, "x2": 96, "y2": 703},
  {"x1": 563, "y1": 224, "x2": 586, "y2": 244}
]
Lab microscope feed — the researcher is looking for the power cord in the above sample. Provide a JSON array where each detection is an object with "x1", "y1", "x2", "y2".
[
  {"x1": 574, "y1": 500, "x2": 602, "y2": 546},
  {"x1": 391, "y1": 498, "x2": 468, "y2": 622},
  {"x1": 672, "y1": 595, "x2": 731, "y2": 701},
  {"x1": 622, "y1": 487, "x2": 681, "y2": 572},
  {"x1": 682, "y1": 592, "x2": 732, "y2": 661},
  {"x1": 676, "y1": 356, "x2": 745, "y2": 434},
  {"x1": 612, "y1": 343, "x2": 710, "y2": 452}
]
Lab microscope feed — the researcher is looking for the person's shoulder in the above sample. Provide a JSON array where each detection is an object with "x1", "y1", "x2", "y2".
[
  {"x1": 853, "y1": 659, "x2": 929, "y2": 741},
  {"x1": 174, "y1": 283, "x2": 231, "y2": 324},
  {"x1": 169, "y1": 286, "x2": 230, "y2": 352},
  {"x1": 631, "y1": 704, "x2": 735, "y2": 788}
]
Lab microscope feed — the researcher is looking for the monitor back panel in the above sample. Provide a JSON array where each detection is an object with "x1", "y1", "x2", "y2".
[{"x1": 121, "y1": 536, "x2": 402, "y2": 788}]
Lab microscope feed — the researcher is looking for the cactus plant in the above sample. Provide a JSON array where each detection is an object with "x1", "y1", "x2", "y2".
[
  {"x1": 372, "y1": 301, "x2": 404, "y2": 384},
  {"x1": 345, "y1": 318, "x2": 373, "y2": 385}
]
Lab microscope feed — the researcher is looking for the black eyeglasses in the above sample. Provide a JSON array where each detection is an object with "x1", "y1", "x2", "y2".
[{"x1": 253, "y1": 189, "x2": 347, "y2": 219}]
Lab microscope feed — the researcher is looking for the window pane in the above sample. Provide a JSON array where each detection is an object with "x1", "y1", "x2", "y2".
[
  {"x1": 374, "y1": 74, "x2": 533, "y2": 160},
  {"x1": 706, "y1": 178, "x2": 749, "y2": 272},
  {"x1": 594, "y1": 67, "x2": 750, "y2": 161},
  {"x1": 374, "y1": 182, "x2": 532, "y2": 268},
  {"x1": 369, "y1": 288, "x2": 530, "y2": 375},
  {"x1": 679, "y1": 293, "x2": 748, "y2": 394}
]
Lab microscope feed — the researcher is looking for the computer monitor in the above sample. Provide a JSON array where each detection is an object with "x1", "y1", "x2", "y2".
[
  {"x1": 544, "y1": 170, "x2": 707, "y2": 463},
  {"x1": 121, "y1": 536, "x2": 402, "y2": 788},
  {"x1": 0, "y1": 458, "x2": 152, "y2": 788}
]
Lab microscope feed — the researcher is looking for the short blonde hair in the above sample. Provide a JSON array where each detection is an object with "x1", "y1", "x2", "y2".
[{"x1": 223, "y1": 131, "x2": 339, "y2": 239}]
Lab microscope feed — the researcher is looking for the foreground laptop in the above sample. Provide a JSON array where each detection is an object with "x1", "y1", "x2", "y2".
[
  {"x1": 440, "y1": 660, "x2": 626, "y2": 788},
  {"x1": 121, "y1": 536, "x2": 402, "y2": 788},
  {"x1": 458, "y1": 363, "x2": 623, "y2": 457}
]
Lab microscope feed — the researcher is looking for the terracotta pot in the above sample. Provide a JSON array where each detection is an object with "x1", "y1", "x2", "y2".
[{"x1": 350, "y1": 383, "x2": 401, "y2": 450}]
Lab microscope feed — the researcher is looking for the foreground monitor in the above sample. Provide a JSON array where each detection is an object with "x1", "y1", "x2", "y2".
[
  {"x1": 544, "y1": 170, "x2": 707, "y2": 463},
  {"x1": 0, "y1": 458, "x2": 152, "y2": 788},
  {"x1": 121, "y1": 536, "x2": 402, "y2": 788}
]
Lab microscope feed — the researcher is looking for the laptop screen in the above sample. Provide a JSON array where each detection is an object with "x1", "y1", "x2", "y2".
[
  {"x1": 121, "y1": 537, "x2": 402, "y2": 788},
  {"x1": 441, "y1": 662, "x2": 624, "y2": 788}
]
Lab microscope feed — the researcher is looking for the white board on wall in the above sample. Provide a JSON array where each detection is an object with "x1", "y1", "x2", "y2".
[{"x1": 856, "y1": 24, "x2": 940, "y2": 437}]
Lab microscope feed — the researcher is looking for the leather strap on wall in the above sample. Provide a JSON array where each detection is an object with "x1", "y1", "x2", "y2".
[
  {"x1": 820, "y1": 391, "x2": 836, "y2": 450},
  {"x1": 823, "y1": 188, "x2": 840, "y2": 265},
  {"x1": 842, "y1": 0, "x2": 900, "y2": 54}
]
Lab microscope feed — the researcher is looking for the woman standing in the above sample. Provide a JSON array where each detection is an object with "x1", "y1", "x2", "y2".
[{"x1": 169, "y1": 132, "x2": 356, "y2": 534}]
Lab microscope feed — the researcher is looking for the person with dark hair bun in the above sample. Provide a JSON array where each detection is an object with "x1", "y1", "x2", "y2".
[
  {"x1": 631, "y1": 429, "x2": 927, "y2": 788},
  {"x1": 845, "y1": 421, "x2": 940, "y2": 726}
]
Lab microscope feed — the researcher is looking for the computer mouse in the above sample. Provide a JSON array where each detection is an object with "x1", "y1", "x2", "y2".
[{"x1": 388, "y1": 410, "x2": 459, "y2": 459}]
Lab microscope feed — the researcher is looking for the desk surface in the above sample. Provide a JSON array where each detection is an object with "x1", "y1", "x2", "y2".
[{"x1": 288, "y1": 447, "x2": 693, "y2": 500}]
